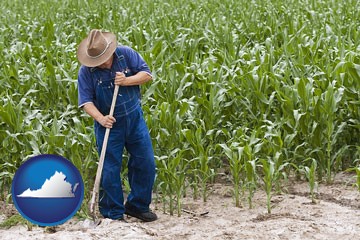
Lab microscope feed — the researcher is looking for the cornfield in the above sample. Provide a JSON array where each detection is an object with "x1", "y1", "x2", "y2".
[{"x1": 0, "y1": 0, "x2": 359, "y2": 217}]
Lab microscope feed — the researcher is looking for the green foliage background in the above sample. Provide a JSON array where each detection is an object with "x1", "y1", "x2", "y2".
[{"x1": 0, "y1": 0, "x2": 359, "y2": 214}]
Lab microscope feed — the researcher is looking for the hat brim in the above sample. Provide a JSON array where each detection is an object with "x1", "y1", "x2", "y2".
[{"x1": 77, "y1": 32, "x2": 117, "y2": 67}]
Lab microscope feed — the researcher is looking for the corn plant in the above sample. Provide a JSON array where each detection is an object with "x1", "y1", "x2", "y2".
[
  {"x1": 219, "y1": 143, "x2": 245, "y2": 208},
  {"x1": 242, "y1": 131, "x2": 262, "y2": 209},
  {"x1": 244, "y1": 159, "x2": 257, "y2": 209},
  {"x1": 356, "y1": 167, "x2": 360, "y2": 192},
  {"x1": 261, "y1": 158, "x2": 275, "y2": 214},
  {"x1": 156, "y1": 149, "x2": 188, "y2": 216},
  {"x1": 321, "y1": 83, "x2": 345, "y2": 183},
  {"x1": 182, "y1": 124, "x2": 216, "y2": 202},
  {"x1": 300, "y1": 158, "x2": 318, "y2": 203},
  {"x1": 345, "y1": 164, "x2": 360, "y2": 192}
]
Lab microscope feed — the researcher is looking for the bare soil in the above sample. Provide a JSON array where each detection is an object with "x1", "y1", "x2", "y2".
[{"x1": 0, "y1": 172, "x2": 359, "y2": 240}]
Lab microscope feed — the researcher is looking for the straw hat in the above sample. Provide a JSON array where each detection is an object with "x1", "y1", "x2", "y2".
[{"x1": 77, "y1": 29, "x2": 117, "y2": 67}]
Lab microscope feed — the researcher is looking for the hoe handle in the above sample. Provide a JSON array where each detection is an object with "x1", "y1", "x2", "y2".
[{"x1": 90, "y1": 84, "x2": 120, "y2": 215}]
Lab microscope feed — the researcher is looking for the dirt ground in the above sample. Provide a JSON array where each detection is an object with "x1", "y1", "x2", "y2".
[{"x1": 0, "y1": 172, "x2": 359, "y2": 240}]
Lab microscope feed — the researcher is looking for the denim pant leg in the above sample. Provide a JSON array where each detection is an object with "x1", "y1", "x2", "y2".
[
  {"x1": 125, "y1": 108, "x2": 156, "y2": 212},
  {"x1": 95, "y1": 124, "x2": 125, "y2": 219}
]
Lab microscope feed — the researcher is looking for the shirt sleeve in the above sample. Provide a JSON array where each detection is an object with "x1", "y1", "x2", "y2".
[
  {"x1": 123, "y1": 46, "x2": 152, "y2": 76},
  {"x1": 77, "y1": 66, "x2": 95, "y2": 108}
]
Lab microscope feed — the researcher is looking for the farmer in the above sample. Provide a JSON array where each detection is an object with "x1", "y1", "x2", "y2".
[{"x1": 76, "y1": 29, "x2": 157, "y2": 222}]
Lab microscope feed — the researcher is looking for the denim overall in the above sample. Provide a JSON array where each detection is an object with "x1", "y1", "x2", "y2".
[{"x1": 92, "y1": 49, "x2": 155, "y2": 219}]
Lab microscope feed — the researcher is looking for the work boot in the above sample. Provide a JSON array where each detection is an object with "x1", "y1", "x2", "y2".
[{"x1": 124, "y1": 202, "x2": 157, "y2": 222}]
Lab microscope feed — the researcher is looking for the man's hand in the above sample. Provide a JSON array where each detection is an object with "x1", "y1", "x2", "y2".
[
  {"x1": 115, "y1": 72, "x2": 127, "y2": 86},
  {"x1": 99, "y1": 115, "x2": 116, "y2": 128},
  {"x1": 83, "y1": 103, "x2": 116, "y2": 128}
]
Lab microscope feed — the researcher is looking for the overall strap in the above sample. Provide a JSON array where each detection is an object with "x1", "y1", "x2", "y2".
[
  {"x1": 115, "y1": 47, "x2": 129, "y2": 75},
  {"x1": 114, "y1": 46, "x2": 141, "y2": 100}
]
